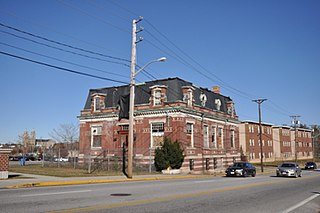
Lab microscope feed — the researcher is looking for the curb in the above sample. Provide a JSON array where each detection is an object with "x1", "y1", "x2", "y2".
[
  {"x1": 4, "y1": 175, "x2": 211, "y2": 189},
  {"x1": 4, "y1": 171, "x2": 275, "y2": 189}
]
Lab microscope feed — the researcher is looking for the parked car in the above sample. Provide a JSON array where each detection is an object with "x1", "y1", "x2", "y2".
[
  {"x1": 225, "y1": 162, "x2": 256, "y2": 177},
  {"x1": 54, "y1": 157, "x2": 69, "y2": 162},
  {"x1": 276, "y1": 162, "x2": 301, "y2": 178},
  {"x1": 304, "y1": 162, "x2": 317, "y2": 170}
]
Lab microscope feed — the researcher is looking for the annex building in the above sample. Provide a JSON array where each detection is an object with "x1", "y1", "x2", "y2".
[{"x1": 240, "y1": 121, "x2": 313, "y2": 163}]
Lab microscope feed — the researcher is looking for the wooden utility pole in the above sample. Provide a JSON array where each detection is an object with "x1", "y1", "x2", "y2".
[
  {"x1": 128, "y1": 17, "x2": 143, "y2": 179},
  {"x1": 252, "y1": 99, "x2": 267, "y2": 173}
]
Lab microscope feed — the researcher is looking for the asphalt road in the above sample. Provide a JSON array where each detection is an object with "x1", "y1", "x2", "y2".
[{"x1": 1, "y1": 170, "x2": 319, "y2": 213}]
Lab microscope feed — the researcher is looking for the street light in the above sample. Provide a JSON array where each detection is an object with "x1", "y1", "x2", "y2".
[{"x1": 127, "y1": 57, "x2": 166, "y2": 178}]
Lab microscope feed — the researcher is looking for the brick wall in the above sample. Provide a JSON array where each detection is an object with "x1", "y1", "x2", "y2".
[{"x1": 0, "y1": 149, "x2": 12, "y2": 179}]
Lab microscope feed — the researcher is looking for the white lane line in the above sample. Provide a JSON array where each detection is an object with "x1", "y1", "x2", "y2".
[
  {"x1": 19, "y1": 189, "x2": 92, "y2": 197},
  {"x1": 282, "y1": 193, "x2": 320, "y2": 213}
]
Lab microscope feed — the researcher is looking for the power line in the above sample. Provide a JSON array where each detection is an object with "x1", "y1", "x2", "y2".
[
  {"x1": 57, "y1": 0, "x2": 130, "y2": 34},
  {"x1": 0, "y1": 41, "x2": 129, "y2": 79},
  {"x1": 0, "y1": 51, "x2": 128, "y2": 84},
  {"x1": 0, "y1": 8, "x2": 125, "y2": 55},
  {"x1": 0, "y1": 30, "x2": 131, "y2": 67},
  {"x1": 0, "y1": 22, "x2": 131, "y2": 63}
]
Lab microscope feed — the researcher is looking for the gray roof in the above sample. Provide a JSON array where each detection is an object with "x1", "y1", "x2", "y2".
[{"x1": 83, "y1": 77, "x2": 233, "y2": 114}]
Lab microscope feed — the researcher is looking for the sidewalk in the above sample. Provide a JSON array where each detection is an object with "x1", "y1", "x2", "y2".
[
  {"x1": 0, "y1": 172, "x2": 212, "y2": 189},
  {"x1": 0, "y1": 168, "x2": 275, "y2": 189}
]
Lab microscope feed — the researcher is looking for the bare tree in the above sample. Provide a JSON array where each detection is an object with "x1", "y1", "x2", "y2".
[
  {"x1": 50, "y1": 123, "x2": 79, "y2": 143},
  {"x1": 50, "y1": 123, "x2": 79, "y2": 167}
]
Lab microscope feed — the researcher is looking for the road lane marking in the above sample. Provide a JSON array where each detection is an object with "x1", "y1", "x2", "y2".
[
  {"x1": 282, "y1": 193, "x2": 320, "y2": 213},
  {"x1": 19, "y1": 190, "x2": 92, "y2": 197},
  {"x1": 48, "y1": 174, "x2": 320, "y2": 213}
]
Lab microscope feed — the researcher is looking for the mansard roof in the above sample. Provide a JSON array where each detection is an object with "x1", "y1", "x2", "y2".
[{"x1": 83, "y1": 77, "x2": 234, "y2": 114}]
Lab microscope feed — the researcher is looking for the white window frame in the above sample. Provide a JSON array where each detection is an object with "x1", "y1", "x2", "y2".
[
  {"x1": 186, "y1": 123, "x2": 194, "y2": 148},
  {"x1": 203, "y1": 125, "x2": 209, "y2": 148},
  {"x1": 212, "y1": 126, "x2": 217, "y2": 148},
  {"x1": 91, "y1": 126, "x2": 102, "y2": 148},
  {"x1": 94, "y1": 96, "x2": 101, "y2": 111},
  {"x1": 154, "y1": 90, "x2": 162, "y2": 106},
  {"x1": 151, "y1": 122, "x2": 164, "y2": 147}
]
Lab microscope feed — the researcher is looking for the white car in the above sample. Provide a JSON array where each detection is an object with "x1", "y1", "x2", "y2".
[
  {"x1": 276, "y1": 162, "x2": 301, "y2": 178},
  {"x1": 54, "y1": 157, "x2": 69, "y2": 162}
]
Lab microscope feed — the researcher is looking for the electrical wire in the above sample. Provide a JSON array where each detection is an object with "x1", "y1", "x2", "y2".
[
  {"x1": 0, "y1": 51, "x2": 128, "y2": 84},
  {"x1": 0, "y1": 41, "x2": 129, "y2": 79},
  {"x1": 0, "y1": 30, "x2": 131, "y2": 67},
  {"x1": 0, "y1": 22, "x2": 131, "y2": 63},
  {"x1": 56, "y1": 0, "x2": 130, "y2": 34}
]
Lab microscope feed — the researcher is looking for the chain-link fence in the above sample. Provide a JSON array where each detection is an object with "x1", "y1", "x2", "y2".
[{"x1": 39, "y1": 147, "x2": 156, "y2": 174}]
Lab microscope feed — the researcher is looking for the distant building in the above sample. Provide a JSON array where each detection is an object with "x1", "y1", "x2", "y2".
[
  {"x1": 79, "y1": 77, "x2": 240, "y2": 172},
  {"x1": 240, "y1": 121, "x2": 313, "y2": 163},
  {"x1": 35, "y1": 139, "x2": 55, "y2": 149}
]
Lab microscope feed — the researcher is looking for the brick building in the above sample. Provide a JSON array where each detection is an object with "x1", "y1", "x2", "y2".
[
  {"x1": 78, "y1": 77, "x2": 240, "y2": 172},
  {"x1": 240, "y1": 121, "x2": 313, "y2": 163}
]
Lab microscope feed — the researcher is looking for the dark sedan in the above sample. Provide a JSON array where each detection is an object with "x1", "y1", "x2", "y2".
[
  {"x1": 225, "y1": 162, "x2": 256, "y2": 177},
  {"x1": 305, "y1": 162, "x2": 317, "y2": 170}
]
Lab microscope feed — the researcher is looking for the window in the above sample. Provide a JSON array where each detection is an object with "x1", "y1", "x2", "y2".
[
  {"x1": 94, "y1": 96, "x2": 101, "y2": 111},
  {"x1": 186, "y1": 123, "x2": 194, "y2": 147},
  {"x1": 152, "y1": 122, "x2": 164, "y2": 132},
  {"x1": 212, "y1": 126, "x2": 217, "y2": 148},
  {"x1": 186, "y1": 123, "x2": 193, "y2": 134},
  {"x1": 203, "y1": 125, "x2": 209, "y2": 148},
  {"x1": 91, "y1": 126, "x2": 102, "y2": 148},
  {"x1": 154, "y1": 90, "x2": 161, "y2": 106},
  {"x1": 151, "y1": 122, "x2": 164, "y2": 147},
  {"x1": 217, "y1": 127, "x2": 223, "y2": 148},
  {"x1": 230, "y1": 130, "x2": 235, "y2": 148}
]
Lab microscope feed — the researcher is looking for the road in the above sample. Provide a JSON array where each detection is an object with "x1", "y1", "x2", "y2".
[{"x1": 0, "y1": 170, "x2": 319, "y2": 213}]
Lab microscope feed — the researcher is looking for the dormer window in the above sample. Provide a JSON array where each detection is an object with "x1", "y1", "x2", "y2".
[
  {"x1": 91, "y1": 93, "x2": 106, "y2": 112},
  {"x1": 154, "y1": 90, "x2": 161, "y2": 106},
  {"x1": 215, "y1": 99, "x2": 221, "y2": 111},
  {"x1": 182, "y1": 86, "x2": 194, "y2": 107},
  {"x1": 150, "y1": 85, "x2": 167, "y2": 107},
  {"x1": 200, "y1": 92, "x2": 207, "y2": 107},
  {"x1": 94, "y1": 96, "x2": 101, "y2": 111}
]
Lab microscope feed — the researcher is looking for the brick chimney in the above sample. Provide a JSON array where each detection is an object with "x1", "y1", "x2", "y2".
[{"x1": 212, "y1": 86, "x2": 220, "y2": 94}]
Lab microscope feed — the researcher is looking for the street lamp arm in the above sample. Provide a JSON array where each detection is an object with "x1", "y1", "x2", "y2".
[{"x1": 135, "y1": 57, "x2": 166, "y2": 77}]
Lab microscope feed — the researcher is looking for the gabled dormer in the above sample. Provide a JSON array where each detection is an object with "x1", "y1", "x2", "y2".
[
  {"x1": 91, "y1": 93, "x2": 106, "y2": 112},
  {"x1": 149, "y1": 85, "x2": 167, "y2": 107},
  {"x1": 182, "y1": 86, "x2": 195, "y2": 107},
  {"x1": 227, "y1": 101, "x2": 236, "y2": 117}
]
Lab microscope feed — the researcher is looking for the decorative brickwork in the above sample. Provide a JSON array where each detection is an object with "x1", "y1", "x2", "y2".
[{"x1": 0, "y1": 149, "x2": 12, "y2": 179}]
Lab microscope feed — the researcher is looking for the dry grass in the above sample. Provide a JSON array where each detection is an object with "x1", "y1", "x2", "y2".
[
  {"x1": 9, "y1": 164, "x2": 125, "y2": 177},
  {"x1": 9, "y1": 164, "x2": 158, "y2": 177}
]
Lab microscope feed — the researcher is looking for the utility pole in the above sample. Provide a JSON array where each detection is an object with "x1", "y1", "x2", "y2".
[
  {"x1": 290, "y1": 115, "x2": 300, "y2": 163},
  {"x1": 252, "y1": 98, "x2": 267, "y2": 173},
  {"x1": 128, "y1": 17, "x2": 143, "y2": 179}
]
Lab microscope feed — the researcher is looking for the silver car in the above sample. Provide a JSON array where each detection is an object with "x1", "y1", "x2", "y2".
[{"x1": 276, "y1": 162, "x2": 302, "y2": 178}]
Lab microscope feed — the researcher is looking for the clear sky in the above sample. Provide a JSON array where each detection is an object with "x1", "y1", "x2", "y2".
[{"x1": 1, "y1": 0, "x2": 319, "y2": 143}]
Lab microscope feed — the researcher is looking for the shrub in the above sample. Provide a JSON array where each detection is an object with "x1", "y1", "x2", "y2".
[{"x1": 154, "y1": 137, "x2": 184, "y2": 171}]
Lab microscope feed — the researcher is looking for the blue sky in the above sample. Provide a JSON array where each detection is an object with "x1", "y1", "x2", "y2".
[{"x1": 0, "y1": 0, "x2": 319, "y2": 143}]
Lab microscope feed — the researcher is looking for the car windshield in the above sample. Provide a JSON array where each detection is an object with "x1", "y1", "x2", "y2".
[
  {"x1": 281, "y1": 163, "x2": 295, "y2": 167},
  {"x1": 233, "y1": 163, "x2": 245, "y2": 167}
]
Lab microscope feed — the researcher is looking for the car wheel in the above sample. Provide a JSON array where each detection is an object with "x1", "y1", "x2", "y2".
[{"x1": 243, "y1": 171, "x2": 247, "y2": 177}]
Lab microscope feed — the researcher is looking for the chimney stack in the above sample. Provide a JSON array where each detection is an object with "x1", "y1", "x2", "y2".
[{"x1": 212, "y1": 86, "x2": 220, "y2": 94}]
